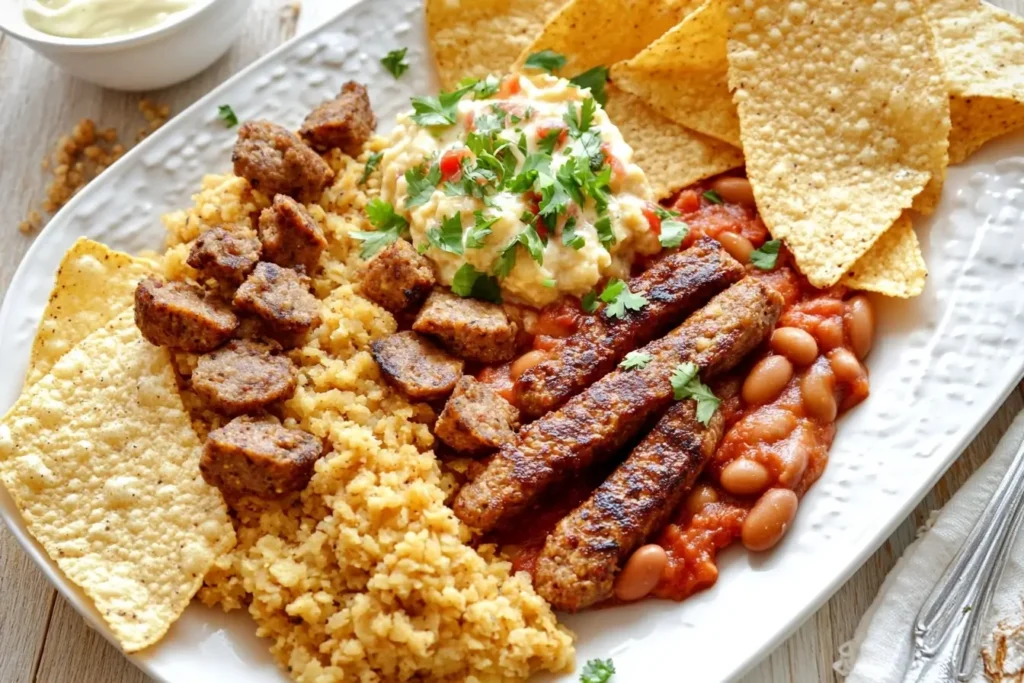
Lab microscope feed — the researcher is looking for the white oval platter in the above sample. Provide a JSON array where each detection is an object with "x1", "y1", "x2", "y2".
[{"x1": 2, "y1": 1, "x2": 1024, "y2": 681}]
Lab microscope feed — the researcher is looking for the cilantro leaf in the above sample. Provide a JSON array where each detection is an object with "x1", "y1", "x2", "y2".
[
  {"x1": 350, "y1": 199, "x2": 409, "y2": 258},
  {"x1": 459, "y1": 74, "x2": 500, "y2": 99},
  {"x1": 465, "y1": 211, "x2": 498, "y2": 249},
  {"x1": 580, "y1": 290, "x2": 599, "y2": 313},
  {"x1": 580, "y1": 658, "x2": 616, "y2": 683},
  {"x1": 451, "y1": 263, "x2": 502, "y2": 302},
  {"x1": 619, "y1": 351, "x2": 652, "y2": 371},
  {"x1": 537, "y1": 172, "x2": 572, "y2": 220},
  {"x1": 493, "y1": 241, "x2": 518, "y2": 278},
  {"x1": 542, "y1": 278, "x2": 557, "y2": 288},
  {"x1": 600, "y1": 278, "x2": 648, "y2": 319},
  {"x1": 358, "y1": 151, "x2": 383, "y2": 185},
  {"x1": 561, "y1": 216, "x2": 585, "y2": 250},
  {"x1": 524, "y1": 49, "x2": 567, "y2": 74},
  {"x1": 410, "y1": 85, "x2": 472, "y2": 127},
  {"x1": 570, "y1": 66, "x2": 610, "y2": 105},
  {"x1": 538, "y1": 127, "x2": 564, "y2": 154},
  {"x1": 659, "y1": 220, "x2": 689, "y2": 249},
  {"x1": 404, "y1": 163, "x2": 441, "y2": 208},
  {"x1": 750, "y1": 239, "x2": 782, "y2": 270},
  {"x1": 564, "y1": 97, "x2": 597, "y2": 137},
  {"x1": 594, "y1": 215, "x2": 615, "y2": 249},
  {"x1": 381, "y1": 48, "x2": 409, "y2": 79},
  {"x1": 426, "y1": 213, "x2": 465, "y2": 255},
  {"x1": 518, "y1": 224, "x2": 545, "y2": 265},
  {"x1": 670, "y1": 361, "x2": 721, "y2": 426},
  {"x1": 217, "y1": 104, "x2": 238, "y2": 128},
  {"x1": 702, "y1": 189, "x2": 724, "y2": 204},
  {"x1": 570, "y1": 130, "x2": 604, "y2": 172},
  {"x1": 474, "y1": 113, "x2": 502, "y2": 135},
  {"x1": 654, "y1": 205, "x2": 680, "y2": 220}
]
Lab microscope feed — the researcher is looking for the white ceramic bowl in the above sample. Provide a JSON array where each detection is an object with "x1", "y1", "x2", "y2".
[{"x1": 0, "y1": 0, "x2": 250, "y2": 91}]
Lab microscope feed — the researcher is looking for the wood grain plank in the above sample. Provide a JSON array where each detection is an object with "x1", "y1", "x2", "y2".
[{"x1": 0, "y1": 526, "x2": 55, "y2": 683}]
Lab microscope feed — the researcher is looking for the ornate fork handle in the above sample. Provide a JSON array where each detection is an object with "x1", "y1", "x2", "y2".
[{"x1": 902, "y1": 432, "x2": 1024, "y2": 683}]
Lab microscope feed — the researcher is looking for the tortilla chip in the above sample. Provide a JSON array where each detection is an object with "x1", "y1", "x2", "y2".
[
  {"x1": 604, "y1": 84, "x2": 743, "y2": 198},
  {"x1": 841, "y1": 213, "x2": 927, "y2": 298},
  {"x1": 612, "y1": 0, "x2": 740, "y2": 147},
  {"x1": 923, "y1": 0, "x2": 1024, "y2": 163},
  {"x1": 0, "y1": 310, "x2": 234, "y2": 652},
  {"x1": 727, "y1": 0, "x2": 949, "y2": 288},
  {"x1": 515, "y1": 0, "x2": 699, "y2": 74},
  {"x1": 426, "y1": 0, "x2": 568, "y2": 89},
  {"x1": 27, "y1": 238, "x2": 155, "y2": 386}
]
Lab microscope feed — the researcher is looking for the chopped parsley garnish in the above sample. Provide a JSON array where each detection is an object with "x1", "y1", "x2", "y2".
[
  {"x1": 570, "y1": 66, "x2": 610, "y2": 105},
  {"x1": 600, "y1": 278, "x2": 648, "y2": 319},
  {"x1": 670, "y1": 361, "x2": 721, "y2": 426},
  {"x1": 580, "y1": 658, "x2": 616, "y2": 683},
  {"x1": 493, "y1": 242, "x2": 518, "y2": 278},
  {"x1": 538, "y1": 127, "x2": 564, "y2": 154},
  {"x1": 217, "y1": 104, "x2": 238, "y2": 128},
  {"x1": 594, "y1": 215, "x2": 615, "y2": 248},
  {"x1": 702, "y1": 189, "x2": 724, "y2": 204},
  {"x1": 465, "y1": 211, "x2": 498, "y2": 248},
  {"x1": 358, "y1": 151, "x2": 383, "y2": 185},
  {"x1": 426, "y1": 213, "x2": 465, "y2": 255},
  {"x1": 536, "y1": 171, "x2": 573, "y2": 220},
  {"x1": 580, "y1": 290, "x2": 599, "y2": 313},
  {"x1": 451, "y1": 263, "x2": 501, "y2": 302},
  {"x1": 524, "y1": 49, "x2": 567, "y2": 74},
  {"x1": 350, "y1": 199, "x2": 409, "y2": 258},
  {"x1": 654, "y1": 205, "x2": 680, "y2": 220},
  {"x1": 561, "y1": 216, "x2": 585, "y2": 250},
  {"x1": 404, "y1": 163, "x2": 442, "y2": 208},
  {"x1": 564, "y1": 98, "x2": 597, "y2": 137},
  {"x1": 659, "y1": 220, "x2": 689, "y2": 249},
  {"x1": 410, "y1": 84, "x2": 472, "y2": 127},
  {"x1": 542, "y1": 278, "x2": 557, "y2": 288},
  {"x1": 620, "y1": 351, "x2": 652, "y2": 371},
  {"x1": 381, "y1": 48, "x2": 409, "y2": 78},
  {"x1": 518, "y1": 224, "x2": 546, "y2": 265},
  {"x1": 459, "y1": 74, "x2": 501, "y2": 100},
  {"x1": 750, "y1": 239, "x2": 782, "y2": 270},
  {"x1": 474, "y1": 113, "x2": 503, "y2": 135}
]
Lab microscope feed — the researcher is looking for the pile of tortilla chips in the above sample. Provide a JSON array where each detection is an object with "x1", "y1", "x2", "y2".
[
  {"x1": 0, "y1": 239, "x2": 234, "y2": 652},
  {"x1": 425, "y1": 0, "x2": 1024, "y2": 299}
]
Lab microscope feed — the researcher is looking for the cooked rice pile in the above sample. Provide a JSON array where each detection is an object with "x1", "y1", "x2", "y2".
[{"x1": 160, "y1": 143, "x2": 574, "y2": 682}]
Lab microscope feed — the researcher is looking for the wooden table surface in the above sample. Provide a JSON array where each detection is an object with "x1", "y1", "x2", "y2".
[{"x1": 2, "y1": 1, "x2": 1023, "y2": 681}]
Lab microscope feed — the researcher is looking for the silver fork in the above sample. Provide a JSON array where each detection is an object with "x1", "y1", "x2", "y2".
[{"x1": 901, "y1": 432, "x2": 1024, "y2": 683}]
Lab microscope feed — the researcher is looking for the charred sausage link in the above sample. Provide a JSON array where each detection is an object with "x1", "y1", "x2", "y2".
[
  {"x1": 533, "y1": 395, "x2": 728, "y2": 612},
  {"x1": 452, "y1": 277, "x2": 784, "y2": 532},
  {"x1": 515, "y1": 238, "x2": 744, "y2": 418}
]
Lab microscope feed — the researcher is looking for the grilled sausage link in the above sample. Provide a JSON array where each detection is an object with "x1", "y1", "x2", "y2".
[
  {"x1": 533, "y1": 392, "x2": 729, "y2": 612},
  {"x1": 515, "y1": 238, "x2": 744, "y2": 418},
  {"x1": 453, "y1": 277, "x2": 784, "y2": 532}
]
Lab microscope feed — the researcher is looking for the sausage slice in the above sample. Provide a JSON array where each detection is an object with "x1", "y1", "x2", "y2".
[
  {"x1": 187, "y1": 227, "x2": 262, "y2": 285},
  {"x1": 371, "y1": 331, "x2": 464, "y2": 400},
  {"x1": 258, "y1": 194, "x2": 327, "y2": 274},
  {"x1": 435, "y1": 376, "x2": 519, "y2": 456},
  {"x1": 412, "y1": 289, "x2": 518, "y2": 363},
  {"x1": 299, "y1": 81, "x2": 376, "y2": 156},
  {"x1": 191, "y1": 339, "x2": 298, "y2": 416},
  {"x1": 357, "y1": 239, "x2": 436, "y2": 314},
  {"x1": 233, "y1": 262, "x2": 321, "y2": 342},
  {"x1": 134, "y1": 277, "x2": 237, "y2": 352},
  {"x1": 232, "y1": 120, "x2": 333, "y2": 202}
]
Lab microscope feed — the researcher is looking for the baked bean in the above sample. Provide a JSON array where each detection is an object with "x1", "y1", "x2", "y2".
[
  {"x1": 741, "y1": 408, "x2": 797, "y2": 443},
  {"x1": 510, "y1": 350, "x2": 549, "y2": 382},
  {"x1": 770, "y1": 327, "x2": 819, "y2": 366},
  {"x1": 717, "y1": 231, "x2": 755, "y2": 264},
  {"x1": 520, "y1": 310, "x2": 539, "y2": 337},
  {"x1": 684, "y1": 484, "x2": 719, "y2": 515},
  {"x1": 815, "y1": 317, "x2": 845, "y2": 351},
  {"x1": 801, "y1": 362, "x2": 837, "y2": 422},
  {"x1": 720, "y1": 458, "x2": 771, "y2": 496},
  {"x1": 846, "y1": 295, "x2": 875, "y2": 360},
  {"x1": 742, "y1": 355, "x2": 793, "y2": 405},
  {"x1": 709, "y1": 176, "x2": 756, "y2": 206},
  {"x1": 777, "y1": 429, "x2": 811, "y2": 488},
  {"x1": 828, "y1": 348, "x2": 866, "y2": 384},
  {"x1": 614, "y1": 544, "x2": 669, "y2": 601},
  {"x1": 741, "y1": 488, "x2": 799, "y2": 552}
]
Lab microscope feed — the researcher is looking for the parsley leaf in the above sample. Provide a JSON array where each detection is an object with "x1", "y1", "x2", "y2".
[
  {"x1": 350, "y1": 199, "x2": 409, "y2": 258},
  {"x1": 702, "y1": 189, "x2": 724, "y2": 204},
  {"x1": 654, "y1": 205, "x2": 680, "y2": 220},
  {"x1": 493, "y1": 241, "x2": 518, "y2": 278},
  {"x1": 404, "y1": 163, "x2": 441, "y2": 208},
  {"x1": 594, "y1": 215, "x2": 615, "y2": 249},
  {"x1": 518, "y1": 224, "x2": 545, "y2": 265},
  {"x1": 670, "y1": 361, "x2": 721, "y2": 426},
  {"x1": 750, "y1": 239, "x2": 782, "y2": 270},
  {"x1": 538, "y1": 127, "x2": 564, "y2": 154},
  {"x1": 358, "y1": 151, "x2": 383, "y2": 185},
  {"x1": 564, "y1": 97, "x2": 597, "y2": 137},
  {"x1": 426, "y1": 213, "x2": 465, "y2": 255},
  {"x1": 659, "y1": 220, "x2": 689, "y2": 249},
  {"x1": 580, "y1": 290, "x2": 599, "y2": 313},
  {"x1": 536, "y1": 172, "x2": 572, "y2": 220},
  {"x1": 570, "y1": 66, "x2": 610, "y2": 105},
  {"x1": 381, "y1": 48, "x2": 409, "y2": 78},
  {"x1": 561, "y1": 216, "x2": 585, "y2": 250},
  {"x1": 410, "y1": 85, "x2": 472, "y2": 127},
  {"x1": 542, "y1": 278, "x2": 557, "y2": 288},
  {"x1": 580, "y1": 658, "x2": 616, "y2": 683},
  {"x1": 600, "y1": 278, "x2": 648, "y2": 319},
  {"x1": 217, "y1": 104, "x2": 238, "y2": 128},
  {"x1": 451, "y1": 263, "x2": 501, "y2": 302},
  {"x1": 459, "y1": 74, "x2": 501, "y2": 99},
  {"x1": 524, "y1": 49, "x2": 567, "y2": 74},
  {"x1": 619, "y1": 351, "x2": 652, "y2": 371},
  {"x1": 465, "y1": 211, "x2": 498, "y2": 249}
]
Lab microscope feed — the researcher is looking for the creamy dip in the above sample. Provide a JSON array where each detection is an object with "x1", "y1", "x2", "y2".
[
  {"x1": 378, "y1": 73, "x2": 660, "y2": 307},
  {"x1": 24, "y1": 0, "x2": 194, "y2": 39}
]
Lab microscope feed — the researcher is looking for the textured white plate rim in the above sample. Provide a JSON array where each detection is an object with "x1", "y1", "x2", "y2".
[{"x1": 1, "y1": 1, "x2": 1023, "y2": 681}]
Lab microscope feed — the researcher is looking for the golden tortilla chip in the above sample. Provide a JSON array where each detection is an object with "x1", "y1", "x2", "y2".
[
  {"x1": 612, "y1": 0, "x2": 740, "y2": 147},
  {"x1": 27, "y1": 238, "x2": 155, "y2": 386},
  {"x1": 841, "y1": 213, "x2": 927, "y2": 298},
  {"x1": 0, "y1": 311, "x2": 234, "y2": 652},
  {"x1": 727, "y1": 0, "x2": 949, "y2": 288},
  {"x1": 426, "y1": 0, "x2": 568, "y2": 89},
  {"x1": 515, "y1": 0, "x2": 698, "y2": 74},
  {"x1": 604, "y1": 84, "x2": 743, "y2": 198},
  {"x1": 923, "y1": 0, "x2": 1024, "y2": 164}
]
